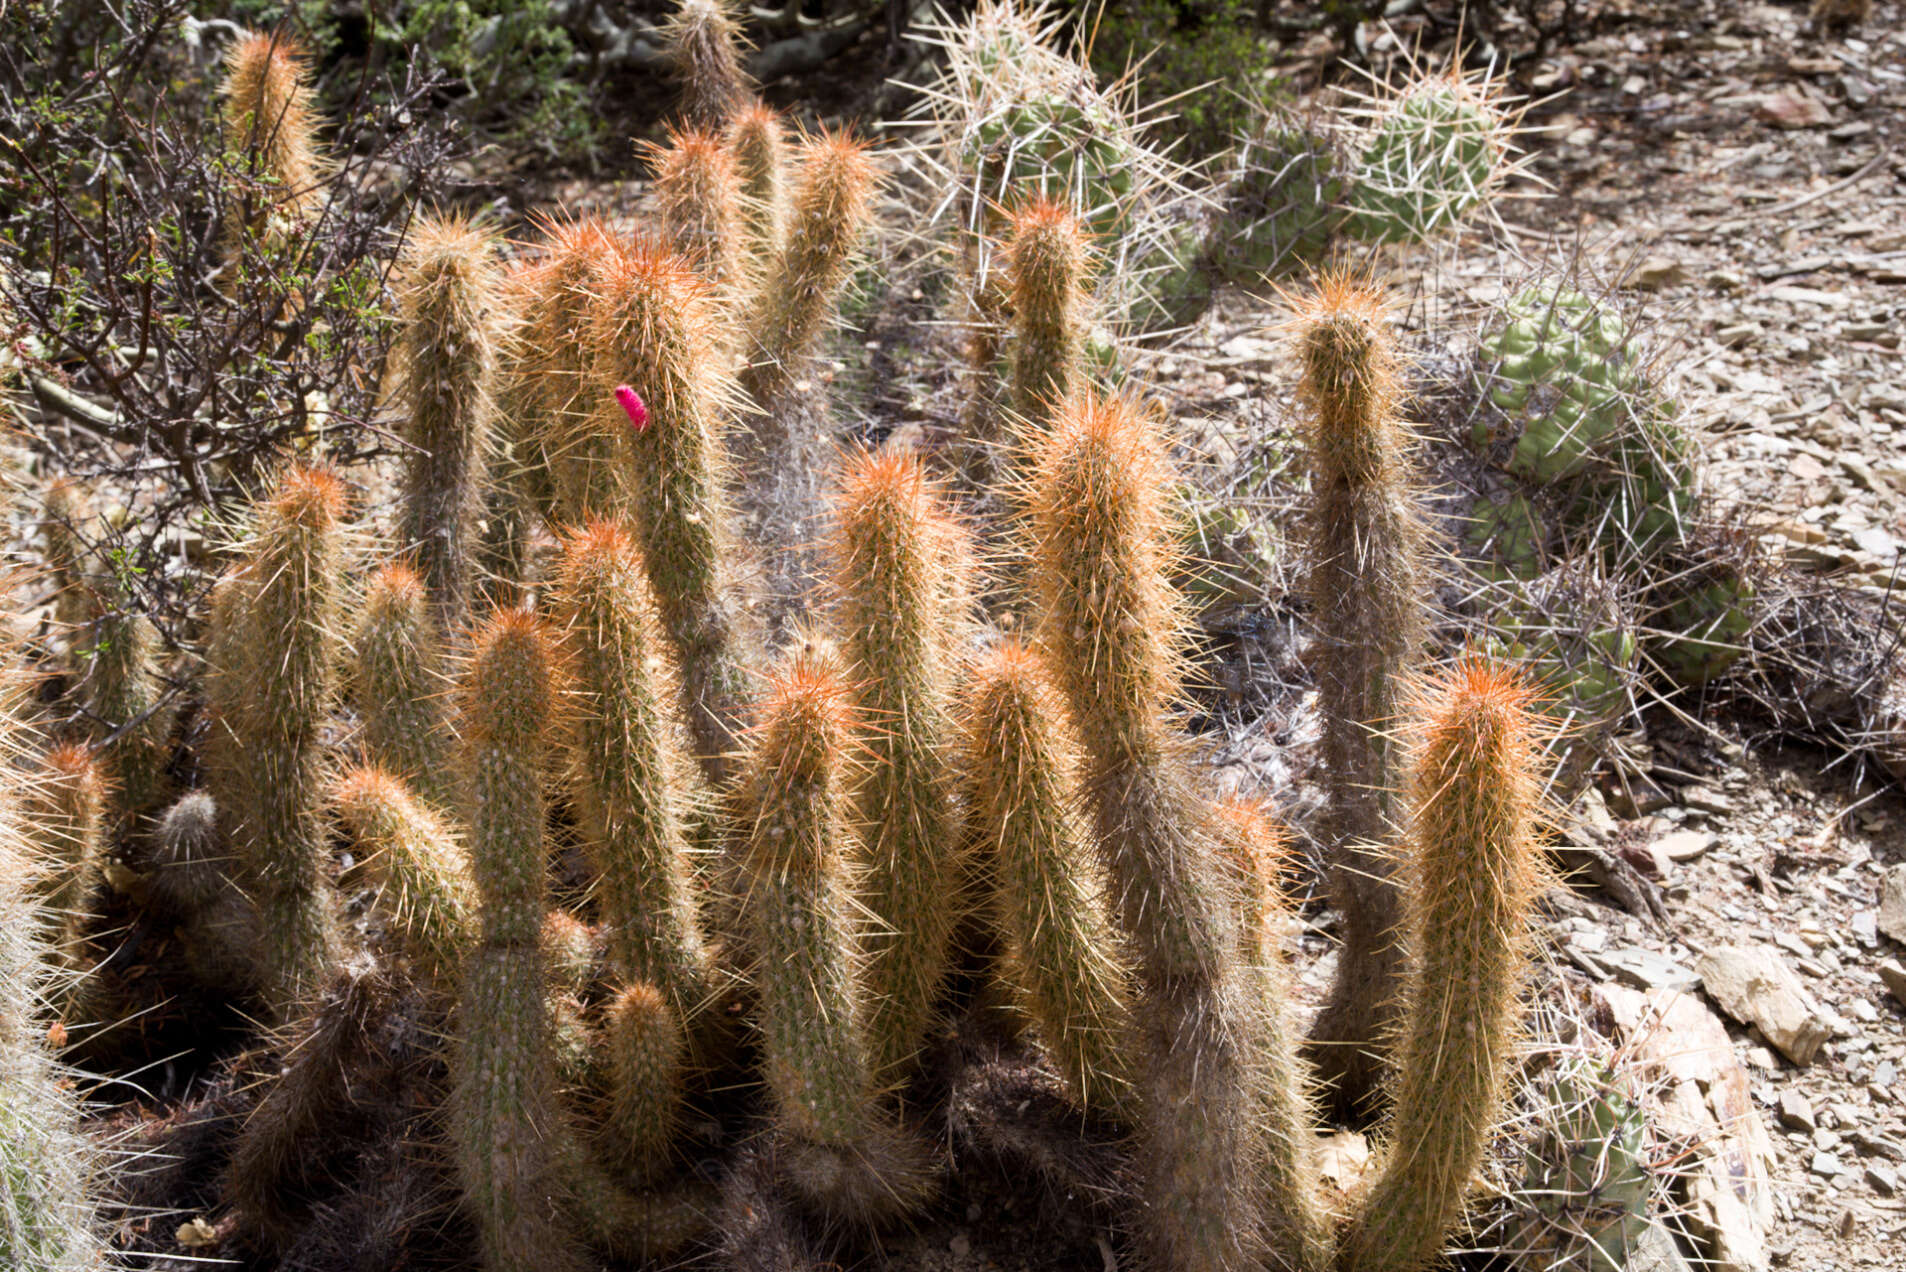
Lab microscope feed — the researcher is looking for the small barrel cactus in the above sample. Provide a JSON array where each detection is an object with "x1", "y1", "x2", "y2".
[
  {"x1": 1345, "y1": 69, "x2": 1512, "y2": 246},
  {"x1": 1510, "y1": 1060, "x2": 1652, "y2": 1272}
]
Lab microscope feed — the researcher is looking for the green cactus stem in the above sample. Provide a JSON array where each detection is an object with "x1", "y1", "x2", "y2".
[
  {"x1": 334, "y1": 766, "x2": 476, "y2": 990},
  {"x1": 353, "y1": 563, "x2": 453, "y2": 811}
]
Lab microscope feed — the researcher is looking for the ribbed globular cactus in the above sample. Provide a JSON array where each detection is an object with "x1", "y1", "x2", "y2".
[
  {"x1": 1, "y1": 674, "x2": 108, "y2": 1272},
  {"x1": 1003, "y1": 198, "x2": 1091, "y2": 432},
  {"x1": 603, "y1": 981, "x2": 688, "y2": 1184},
  {"x1": 587, "y1": 242, "x2": 750, "y2": 783},
  {"x1": 735, "y1": 652, "x2": 934, "y2": 1228},
  {"x1": 738, "y1": 128, "x2": 877, "y2": 435},
  {"x1": 1029, "y1": 390, "x2": 1328, "y2": 1272},
  {"x1": 214, "y1": 465, "x2": 348, "y2": 1020},
  {"x1": 1509, "y1": 1059, "x2": 1652, "y2": 1272},
  {"x1": 960, "y1": 642, "x2": 1133, "y2": 1116},
  {"x1": 219, "y1": 31, "x2": 326, "y2": 237},
  {"x1": 353, "y1": 563, "x2": 452, "y2": 810},
  {"x1": 646, "y1": 127, "x2": 746, "y2": 295},
  {"x1": 1339, "y1": 657, "x2": 1546, "y2": 1272},
  {"x1": 449, "y1": 610, "x2": 592, "y2": 1272},
  {"x1": 333, "y1": 766, "x2": 476, "y2": 989},
  {"x1": 1292, "y1": 275, "x2": 1428, "y2": 1121},
  {"x1": 1344, "y1": 69, "x2": 1512, "y2": 246},
  {"x1": 834, "y1": 448, "x2": 967, "y2": 1084},
  {"x1": 727, "y1": 104, "x2": 788, "y2": 270},
  {"x1": 664, "y1": 0, "x2": 753, "y2": 129},
  {"x1": 391, "y1": 213, "x2": 502, "y2": 626},
  {"x1": 552, "y1": 523, "x2": 712, "y2": 1019}
]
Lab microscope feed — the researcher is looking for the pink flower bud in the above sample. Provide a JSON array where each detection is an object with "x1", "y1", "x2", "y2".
[{"x1": 615, "y1": 384, "x2": 649, "y2": 433}]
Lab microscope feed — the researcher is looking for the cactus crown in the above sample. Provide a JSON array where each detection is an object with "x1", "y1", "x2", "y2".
[
  {"x1": 727, "y1": 103, "x2": 789, "y2": 259},
  {"x1": 643, "y1": 126, "x2": 745, "y2": 286},
  {"x1": 220, "y1": 32, "x2": 324, "y2": 203},
  {"x1": 463, "y1": 608, "x2": 559, "y2": 752},
  {"x1": 1290, "y1": 269, "x2": 1404, "y2": 483},
  {"x1": 663, "y1": 0, "x2": 754, "y2": 128}
]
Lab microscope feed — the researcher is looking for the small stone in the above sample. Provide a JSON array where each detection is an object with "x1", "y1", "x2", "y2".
[
  {"x1": 1626, "y1": 256, "x2": 1687, "y2": 291},
  {"x1": 949, "y1": 1232, "x2": 971, "y2": 1257},
  {"x1": 1706, "y1": 269, "x2": 1747, "y2": 292},
  {"x1": 1869, "y1": 1165, "x2": 1899, "y2": 1195},
  {"x1": 1878, "y1": 865, "x2": 1906, "y2": 943},
  {"x1": 1601, "y1": 946, "x2": 1700, "y2": 992},
  {"x1": 1779, "y1": 1090, "x2": 1817, "y2": 1133},
  {"x1": 1816, "y1": 1127, "x2": 1843, "y2": 1151},
  {"x1": 1679, "y1": 786, "x2": 1733, "y2": 815},
  {"x1": 1853, "y1": 910, "x2": 1879, "y2": 947},
  {"x1": 1716, "y1": 322, "x2": 1761, "y2": 348},
  {"x1": 1811, "y1": 1150, "x2": 1843, "y2": 1178},
  {"x1": 1755, "y1": 90, "x2": 1833, "y2": 128},
  {"x1": 1695, "y1": 944, "x2": 1834, "y2": 1066},
  {"x1": 1657, "y1": 829, "x2": 1720, "y2": 862},
  {"x1": 1877, "y1": 959, "x2": 1906, "y2": 1005}
]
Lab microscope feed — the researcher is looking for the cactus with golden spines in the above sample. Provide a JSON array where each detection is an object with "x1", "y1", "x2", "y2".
[
  {"x1": 960, "y1": 641, "x2": 1134, "y2": 1116},
  {"x1": 663, "y1": 0, "x2": 754, "y2": 129},
  {"x1": 735, "y1": 651, "x2": 935, "y2": 1228},
  {"x1": 219, "y1": 31, "x2": 327, "y2": 234},
  {"x1": 27, "y1": 742, "x2": 106, "y2": 978},
  {"x1": 391, "y1": 213, "x2": 503, "y2": 627},
  {"x1": 587, "y1": 242, "x2": 750, "y2": 784},
  {"x1": 833, "y1": 447, "x2": 968, "y2": 1084},
  {"x1": 551, "y1": 522, "x2": 713, "y2": 1018},
  {"x1": 519, "y1": 216, "x2": 620, "y2": 524},
  {"x1": 602, "y1": 981, "x2": 688, "y2": 1183},
  {"x1": 449, "y1": 610, "x2": 593, "y2": 1272},
  {"x1": 1003, "y1": 198, "x2": 1091, "y2": 432},
  {"x1": 333, "y1": 766, "x2": 475, "y2": 989},
  {"x1": 646, "y1": 126, "x2": 747, "y2": 296},
  {"x1": 1292, "y1": 273, "x2": 1429, "y2": 1122},
  {"x1": 1338, "y1": 658, "x2": 1547, "y2": 1272},
  {"x1": 353, "y1": 562, "x2": 452, "y2": 810},
  {"x1": 75, "y1": 604, "x2": 172, "y2": 825},
  {"x1": 1030, "y1": 389, "x2": 1330, "y2": 1272},
  {"x1": 39, "y1": 477, "x2": 93, "y2": 633},
  {"x1": 727, "y1": 103, "x2": 789, "y2": 271},
  {"x1": 212, "y1": 466, "x2": 349, "y2": 1021}
]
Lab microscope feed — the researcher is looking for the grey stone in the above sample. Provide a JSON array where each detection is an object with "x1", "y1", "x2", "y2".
[
  {"x1": 1695, "y1": 944, "x2": 1834, "y2": 1066},
  {"x1": 1601, "y1": 946, "x2": 1701, "y2": 992},
  {"x1": 1879, "y1": 866, "x2": 1906, "y2": 944},
  {"x1": 1778, "y1": 1090, "x2": 1816, "y2": 1133}
]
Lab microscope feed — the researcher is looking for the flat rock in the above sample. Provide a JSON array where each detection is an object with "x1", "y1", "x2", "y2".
[
  {"x1": 1878, "y1": 864, "x2": 1906, "y2": 943},
  {"x1": 1657, "y1": 829, "x2": 1720, "y2": 862},
  {"x1": 1694, "y1": 944, "x2": 1833, "y2": 1066},
  {"x1": 1602, "y1": 945, "x2": 1701, "y2": 991}
]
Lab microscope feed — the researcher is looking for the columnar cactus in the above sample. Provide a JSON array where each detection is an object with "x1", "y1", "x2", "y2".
[
  {"x1": 834, "y1": 447, "x2": 967, "y2": 1083},
  {"x1": 391, "y1": 213, "x2": 502, "y2": 626},
  {"x1": 664, "y1": 0, "x2": 753, "y2": 130},
  {"x1": 519, "y1": 215, "x2": 619, "y2": 524},
  {"x1": 727, "y1": 104, "x2": 789, "y2": 272},
  {"x1": 551, "y1": 522, "x2": 713, "y2": 1018},
  {"x1": 449, "y1": 610, "x2": 592, "y2": 1272},
  {"x1": 214, "y1": 466, "x2": 348, "y2": 1020},
  {"x1": 74, "y1": 604, "x2": 171, "y2": 825},
  {"x1": 646, "y1": 126, "x2": 746, "y2": 295},
  {"x1": 333, "y1": 766, "x2": 476, "y2": 989},
  {"x1": 1292, "y1": 275, "x2": 1429, "y2": 1120},
  {"x1": 28, "y1": 742, "x2": 105, "y2": 978},
  {"x1": 39, "y1": 477, "x2": 92, "y2": 632},
  {"x1": 960, "y1": 642, "x2": 1134, "y2": 1116},
  {"x1": 587, "y1": 241, "x2": 750, "y2": 783},
  {"x1": 734, "y1": 651, "x2": 934, "y2": 1227},
  {"x1": 1339, "y1": 657, "x2": 1546, "y2": 1272},
  {"x1": 603, "y1": 981, "x2": 688, "y2": 1184},
  {"x1": 219, "y1": 31, "x2": 326, "y2": 236},
  {"x1": 353, "y1": 563, "x2": 452, "y2": 810},
  {"x1": 1003, "y1": 198, "x2": 1091, "y2": 432},
  {"x1": 1029, "y1": 390, "x2": 1328, "y2": 1272}
]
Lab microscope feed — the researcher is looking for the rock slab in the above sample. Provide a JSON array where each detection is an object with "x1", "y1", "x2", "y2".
[{"x1": 1694, "y1": 944, "x2": 1833, "y2": 1067}]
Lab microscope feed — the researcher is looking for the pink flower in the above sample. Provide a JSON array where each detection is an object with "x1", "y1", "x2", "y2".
[{"x1": 615, "y1": 384, "x2": 649, "y2": 433}]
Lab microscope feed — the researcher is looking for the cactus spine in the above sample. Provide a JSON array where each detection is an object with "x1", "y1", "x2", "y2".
[
  {"x1": 647, "y1": 127, "x2": 746, "y2": 295},
  {"x1": 961, "y1": 642, "x2": 1133, "y2": 1115},
  {"x1": 1293, "y1": 275, "x2": 1428, "y2": 1120},
  {"x1": 664, "y1": 0, "x2": 754, "y2": 129},
  {"x1": 333, "y1": 767, "x2": 476, "y2": 989},
  {"x1": 587, "y1": 243, "x2": 750, "y2": 784},
  {"x1": 450, "y1": 610, "x2": 591, "y2": 1272},
  {"x1": 727, "y1": 104, "x2": 789, "y2": 271},
  {"x1": 217, "y1": 466, "x2": 348, "y2": 1019},
  {"x1": 603, "y1": 981, "x2": 688, "y2": 1183},
  {"x1": 392, "y1": 213, "x2": 502, "y2": 627},
  {"x1": 1030, "y1": 390, "x2": 1328, "y2": 1272},
  {"x1": 1340, "y1": 658, "x2": 1545, "y2": 1272},
  {"x1": 736, "y1": 652, "x2": 933, "y2": 1227},
  {"x1": 1003, "y1": 198, "x2": 1090, "y2": 432},
  {"x1": 552, "y1": 523, "x2": 712, "y2": 1018},
  {"x1": 353, "y1": 563, "x2": 452, "y2": 810},
  {"x1": 834, "y1": 448, "x2": 966, "y2": 1083}
]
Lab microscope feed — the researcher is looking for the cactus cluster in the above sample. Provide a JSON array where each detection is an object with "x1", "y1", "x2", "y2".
[{"x1": 1, "y1": 11, "x2": 1673, "y2": 1272}]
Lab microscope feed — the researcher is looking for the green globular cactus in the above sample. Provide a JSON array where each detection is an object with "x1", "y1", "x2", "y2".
[
  {"x1": 551, "y1": 522, "x2": 713, "y2": 1020},
  {"x1": 1, "y1": 675, "x2": 109, "y2": 1272},
  {"x1": 1466, "y1": 492, "x2": 1548, "y2": 582},
  {"x1": 961, "y1": 642, "x2": 1134, "y2": 1117},
  {"x1": 1651, "y1": 561, "x2": 1753, "y2": 687},
  {"x1": 1209, "y1": 121, "x2": 1346, "y2": 286},
  {"x1": 353, "y1": 563, "x2": 452, "y2": 811},
  {"x1": 449, "y1": 610, "x2": 592, "y2": 1272},
  {"x1": 1029, "y1": 390, "x2": 1329, "y2": 1272},
  {"x1": 727, "y1": 104, "x2": 788, "y2": 276},
  {"x1": 1292, "y1": 275, "x2": 1428, "y2": 1122},
  {"x1": 735, "y1": 652, "x2": 935, "y2": 1228},
  {"x1": 333, "y1": 766, "x2": 476, "y2": 990},
  {"x1": 74, "y1": 602, "x2": 171, "y2": 827},
  {"x1": 216, "y1": 466, "x2": 348, "y2": 1020},
  {"x1": 587, "y1": 242, "x2": 750, "y2": 785},
  {"x1": 737, "y1": 128, "x2": 877, "y2": 440},
  {"x1": 1003, "y1": 198, "x2": 1091, "y2": 432},
  {"x1": 1339, "y1": 658, "x2": 1547, "y2": 1272},
  {"x1": 1510, "y1": 1060, "x2": 1652, "y2": 1272},
  {"x1": 392, "y1": 213, "x2": 502, "y2": 627},
  {"x1": 833, "y1": 448, "x2": 967, "y2": 1085},
  {"x1": 1345, "y1": 69, "x2": 1511, "y2": 246},
  {"x1": 603, "y1": 981, "x2": 687, "y2": 1184},
  {"x1": 663, "y1": 0, "x2": 754, "y2": 129},
  {"x1": 26, "y1": 743, "x2": 105, "y2": 980},
  {"x1": 646, "y1": 126, "x2": 746, "y2": 296}
]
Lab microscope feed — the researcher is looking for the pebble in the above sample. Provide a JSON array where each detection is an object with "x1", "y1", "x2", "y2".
[
  {"x1": 1780, "y1": 1090, "x2": 1817, "y2": 1133},
  {"x1": 1812, "y1": 1150, "x2": 1843, "y2": 1178}
]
